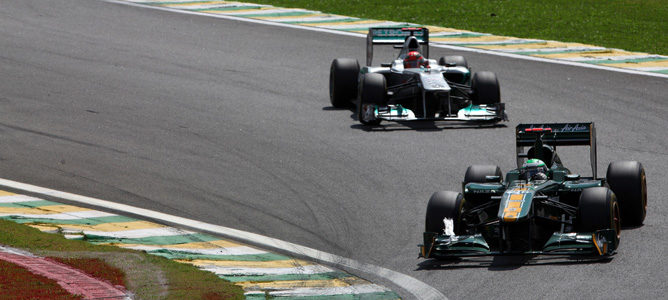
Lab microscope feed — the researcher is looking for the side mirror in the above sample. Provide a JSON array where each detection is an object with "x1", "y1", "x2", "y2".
[{"x1": 485, "y1": 175, "x2": 501, "y2": 182}]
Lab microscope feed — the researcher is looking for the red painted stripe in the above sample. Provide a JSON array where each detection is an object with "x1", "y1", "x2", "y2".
[{"x1": 0, "y1": 250, "x2": 128, "y2": 299}]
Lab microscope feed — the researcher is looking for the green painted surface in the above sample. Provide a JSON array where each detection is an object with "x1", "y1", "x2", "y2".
[
  {"x1": 87, "y1": 233, "x2": 221, "y2": 245},
  {"x1": 0, "y1": 200, "x2": 64, "y2": 208},
  {"x1": 148, "y1": 250, "x2": 291, "y2": 261}
]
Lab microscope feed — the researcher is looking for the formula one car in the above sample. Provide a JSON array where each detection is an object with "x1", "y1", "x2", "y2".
[
  {"x1": 329, "y1": 27, "x2": 507, "y2": 125},
  {"x1": 419, "y1": 123, "x2": 647, "y2": 258}
]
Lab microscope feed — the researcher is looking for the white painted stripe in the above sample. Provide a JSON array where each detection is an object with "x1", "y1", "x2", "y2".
[
  {"x1": 258, "y1": 284, "x2": 390, "y2": 297},
  {"x1": 319, "y1": 21, "x2": 406, "y2": 30},
  {"x1": 64, "y1": 234, "x2": 84, "y2": 240},
  {"x1": 103, "y1": 0, "x2": 668, "y2": 79},
  {"x1": 122, "y1": 245, "x2": 269, "y2": 255},
  {"x1": 201, "y1": 264, "x2": 334, "y2": 276},
  {"x1": 0, "y1": 176, "x2": 446, "y2": 299},
  {"x1": 625, "y1": 66, "x2": 668, "y2": 71},
  {"x1": 216, "y1": 8, "x2": 305, "y2": 16},
  {"x1": 164, "y1": 4, "x2": 246, "y2": 10},
  {"x1": 0, "y1": 210, "x2": 117, "y2": 219},
  {"x1": 82, "y1": 227, "x2": 195, "y2": 239},
  {"x1": 269, "y1": 16, "x2": 353, "y2": 23},
  {"x1": 0, "y1": 245, "x2": 37, "y2": 257},
  {"x1": 562, "y1": 55, "x2": 668, "y2": 62},
  {"x1": 430, "y1": 31, "x2": 489, "y2": 37},
  {"x1": 0, "y1": 195, "x2": 42, "y2": 203},
  {"x1": 495, "y1": 46, "x2": 607, "y2": 53},
  {"x1": 441, "y1": 39, "x2": 544, "y2": 45}
]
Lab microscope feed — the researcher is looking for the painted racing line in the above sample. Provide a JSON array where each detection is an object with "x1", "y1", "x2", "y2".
[
  {"x1": 109, "y1": 0, "x2": 668, "y2": 78},
  {"x1": 0, "y1": 179, "x2": 445, "y2": 299}
]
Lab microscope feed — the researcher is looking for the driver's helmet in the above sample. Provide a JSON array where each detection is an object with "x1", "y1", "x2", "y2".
[
  {"x1": 403, "y1": 51, "x2": 427, "y2": 68},
  {"x1": 521, "y1": 159, "x2": 548, "y2": 181}
]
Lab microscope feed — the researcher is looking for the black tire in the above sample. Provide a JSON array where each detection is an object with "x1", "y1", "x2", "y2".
[
  {"x1": 607, "y1": 161, "x2": 647, "y2": 226},
  {"x1": 578, "y1": 187, "x2": 621, "y2": 244},
  {"x1": 471, "y1": 71, "x2": 500, "y2": 105},
  {"x1": 464, "y1": 165, "x2": 503, "y2": 184},
  {"x1": 425, "y1": 191, "x2": 465, "y2": 234},
  {"x1": 329, "y1": 58, "x2": 359, "y2": 108},
  {"x1": 439, "y1": 56, "x2": 468, "y2": 68},
  {"x1": 357, "y1": 73, "x2": 386, "y2": 126}
]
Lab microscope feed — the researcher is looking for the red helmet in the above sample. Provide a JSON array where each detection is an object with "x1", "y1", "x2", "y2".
[{"x1": 403, "y1": 51, "x2": 428, "y2": 68}]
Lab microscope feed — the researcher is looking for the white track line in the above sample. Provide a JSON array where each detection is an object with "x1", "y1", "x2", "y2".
[
  {"x1": 103, "y1": 0, "x2": 668, "y2": 79},
  {"x1": 0, "y1": 178, "x2": 446, "y2": 300}
]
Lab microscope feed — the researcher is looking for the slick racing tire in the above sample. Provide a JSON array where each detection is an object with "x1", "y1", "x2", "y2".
[
  {"x1": 578, "y1": 187, "x2": 621, "y2": 245},
  {"x1": 357, "y1": 73, "x2": 386, "y2": 126},
  {"x1": 438, "y1": 56, "x2": 468, "y2": 68},
  {"x1": 329, "y1": 58, "x2": 359, "y2": 108},
  {"x1": 606, "y1": 161, "x2": 647, "y2": 226},
  {"x1": 426, "y1": 191, "x2": 465, "y2": 235},
  {"x1": 471, "y1": 71, "x2": 500, "y2": 105},
  {"x1": 464, "y1": 165, "x2": 503, "y2": 184}
]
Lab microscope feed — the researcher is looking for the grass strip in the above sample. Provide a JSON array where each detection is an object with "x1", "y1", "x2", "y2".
[{"x1": 243, "y1": 0, "x2": 668, "y2": 55}]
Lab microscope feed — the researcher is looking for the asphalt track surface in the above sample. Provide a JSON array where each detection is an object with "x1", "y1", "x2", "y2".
[{"x1": 1, "y1": 0, "x2": 667, "y2": 299}]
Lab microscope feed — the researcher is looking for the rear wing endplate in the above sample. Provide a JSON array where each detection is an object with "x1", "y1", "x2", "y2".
[
  {"x1": 515, "y1": 123, "x2": 597, "y2": 178},
  {"x1": 366, "y1": 27, "x2": 429, "y2": 66}
]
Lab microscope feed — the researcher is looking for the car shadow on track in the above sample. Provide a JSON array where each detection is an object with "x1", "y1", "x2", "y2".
[
  {"x1": 415, "y1": 255, "x2": 612, "y2": 271},
  {"x1": 350, "y1": 121, "x2": 506, "y2": 132}
]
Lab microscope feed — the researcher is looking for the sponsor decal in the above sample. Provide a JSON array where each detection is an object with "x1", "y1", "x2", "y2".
[
  {"x1": 372, "y1": 28, "x2": 424, "y2": 37},
  {"x1": 560, "y1": 123, "x2": 588, "y2": 132},
  {"x1": 502, "y1": 188, "x2": 527, "y2": 222}
]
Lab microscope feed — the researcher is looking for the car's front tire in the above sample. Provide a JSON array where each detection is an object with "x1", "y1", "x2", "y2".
[
  {"x1": 578, "y1": 187, "x2": 621, "y2": 245},
  {"x1": 329, "y1": 58, "x2": 359, "y2": 108},
  {"x1": 357, "y1": 73, "x2": 386, "y2": 126},
  {"x1": 607, "y1": 161, "x2": 647, "y2": 226},
  {"x1": 425, "y1": 191, "x2": 465, "y2": 235},
  {"x1": 471, "y1": 71, "x2": 500, "y2": 105}
]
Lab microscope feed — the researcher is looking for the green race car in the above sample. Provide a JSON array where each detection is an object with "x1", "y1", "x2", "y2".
[{"x1": 420, "y1": 123, "x2": 647, "y2": 258}]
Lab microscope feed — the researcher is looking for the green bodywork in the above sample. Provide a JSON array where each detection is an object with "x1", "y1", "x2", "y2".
[{"x1": 421, "y1": 123, "x2": 619, "y2": 258}]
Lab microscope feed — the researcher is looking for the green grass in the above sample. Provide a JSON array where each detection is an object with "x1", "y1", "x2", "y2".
[
  {"x1": 0, "y1": 219, "x2": 244, "y2": 299},
  {"x1": 247, "y1": 0, "x2": 667, "y2": 55}
]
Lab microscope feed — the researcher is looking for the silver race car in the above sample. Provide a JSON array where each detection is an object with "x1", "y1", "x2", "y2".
[{"x1": 330, "y1": 27, "x2": 507, "y2": 125}]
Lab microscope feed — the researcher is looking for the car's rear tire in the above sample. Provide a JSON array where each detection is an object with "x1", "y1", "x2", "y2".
[
  {"x1": 607, "y1": 161, "x2": 647, "y2": 226},
  {"x1": 425, "y1": 191, "x2": 465, "y2": 234},
  {"x1": 471, "y1": 71, "x2": 500, "y2": 105},
  {"x1": 439, "y1": 56, "x2": 468, "y2": 68},
  {"x1": 357, "y1": 73, "x2": 386, "y2": 126},
  {"x1": 329, "y1": 58, "x2": 359, "y2": 108},
  {"x1": 464, "y1": 165, "x2": 503, "y2": 184},
  {"x1": 578, "y1": 187, "x2": 621, "y2": 244}
]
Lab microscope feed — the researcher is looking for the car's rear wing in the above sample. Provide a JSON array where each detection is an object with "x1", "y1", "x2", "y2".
[
  {"x1": 366, "y1": 27, "x2": 429, "y2": 66},
  {"x1": 515, "y1": 123, "x2": 597, "y2": 178}
]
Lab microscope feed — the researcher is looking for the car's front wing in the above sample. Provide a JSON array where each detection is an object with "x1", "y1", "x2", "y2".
[
  {"x1": 419, "y1": 229, "x2": 617, "y2": 258},
  {"x1": 376, "y1": 103, "x2": 506, "y2": 123}
]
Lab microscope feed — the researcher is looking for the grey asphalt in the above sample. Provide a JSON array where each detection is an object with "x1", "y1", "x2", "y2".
[{"x1": 1, "y1": 0, "x2": 667, "y2": 299}]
